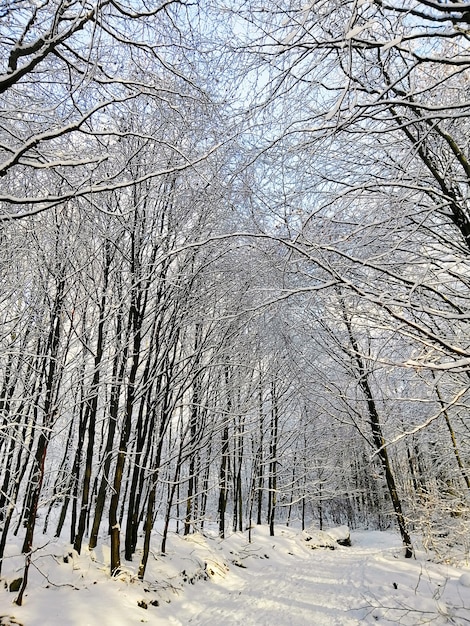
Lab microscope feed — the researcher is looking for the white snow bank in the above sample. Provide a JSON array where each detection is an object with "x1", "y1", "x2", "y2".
[
  {"x1": 0, "y1": 525, "x2": 469, "y2": 625},
  {"x1": 303, "y1": 524, "x2": 351, "y2": 548}
]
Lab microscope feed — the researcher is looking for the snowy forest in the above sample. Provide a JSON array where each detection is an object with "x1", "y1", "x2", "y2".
[{"x1": 1, "y1": 0, "x2": 470, "y2": 616}]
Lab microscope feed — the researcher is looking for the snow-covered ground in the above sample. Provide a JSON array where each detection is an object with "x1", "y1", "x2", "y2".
[{"x1": 1, "y1": 525, "x2": 469, "y2": 625}]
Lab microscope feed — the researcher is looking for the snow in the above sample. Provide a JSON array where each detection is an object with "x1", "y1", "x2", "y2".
[
  {"x1": 382, "y1": 36, "x2": 403, "y2": 51},
  {"x1": 460, "y1": 572, "x2": 470, "y2": 587},
  {"x1": 345, "y1": 22, "x2": 377, "y2": 40},
  {"x1": 0, "y1": 525, "x2": 469, "y2": 625}
]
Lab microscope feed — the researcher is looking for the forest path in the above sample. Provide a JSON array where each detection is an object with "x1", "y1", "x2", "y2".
[
  {"x1": 3, "y1": 528, "x2": 468, "y2": 626},
  {"x1": 154, "y1": 530, "x2": 467, "y2": 626}
]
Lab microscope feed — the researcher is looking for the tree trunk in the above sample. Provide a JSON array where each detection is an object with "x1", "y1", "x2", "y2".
[
  {"x1": 16, "y1": 277, "x2": 65, "y2": 603},
  {"x1": 74, "y1": 250, "x2": 110, "y2": 553},
  {"x1": 268, "y1": 380, "x2": 278, "y2": 538},
  {"x1": 218, "y1": 367, "x2": 231, "y2": 538},
  {"x1": 342, "y1": 307, "x2": 413, "y2": 558},
  {"x1": 88, "y1": 309, "x2": 126, "y2": 550}
]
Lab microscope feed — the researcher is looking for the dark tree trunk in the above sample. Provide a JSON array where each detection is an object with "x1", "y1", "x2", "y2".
[
  {"x1": 16, "y1": 277, "x2": 65, "y2": 604},
  {"x1": 184, "y1": 323, "x2": 203, "y2": 536},
  {"x1": 218, "y1": 367, "x2": 231, "y2": 538},
  {"x1": 256, "y1": 376, "x2": 264, "y2": 526},
  {"x1": 88, "y1": 306, "x2": 126, "y2": 550},
  {"x1": 268, "y1": 380, "x2": 278, "y2": 538},
  {"x1": 342, "y1": 306, "x2": 413, "y2": 559},
  {"x1": 74, "y1": 249, "x2": 110, "y2": 553}
]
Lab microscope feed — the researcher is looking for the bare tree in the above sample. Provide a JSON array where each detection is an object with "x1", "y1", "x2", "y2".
[{"x1": 0, "y1": 0, "x2": 222, "y2": 220}]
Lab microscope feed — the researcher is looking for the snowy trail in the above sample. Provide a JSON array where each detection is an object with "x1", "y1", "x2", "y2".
[
  {"x1": 181, "y1": 550, "x2": 368, "y2": 625},
  {"x1": 153, "y1": 530, "x2": 469, "y2": 626},
  {"x1": 2, "y1": 528, "x2": 469, "y2": 625}
]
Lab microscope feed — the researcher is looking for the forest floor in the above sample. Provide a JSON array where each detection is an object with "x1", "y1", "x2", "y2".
[{"x1": 0, "y1": 523, "x2": 469, "y2": 625}]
